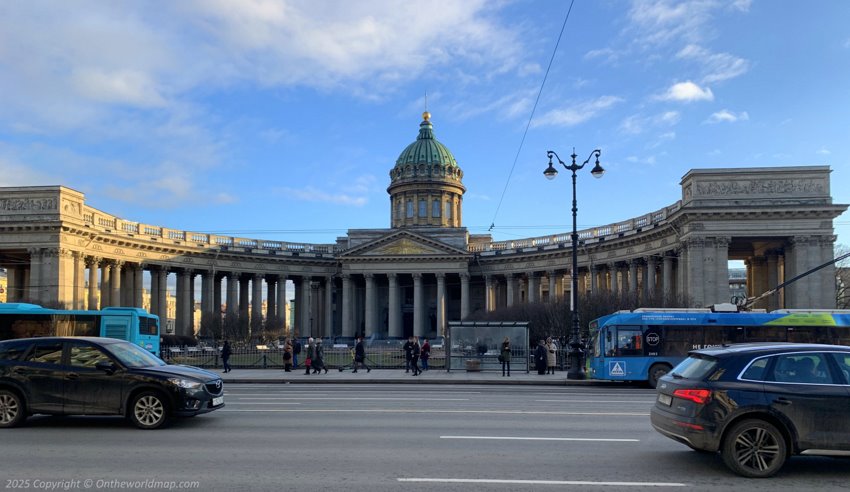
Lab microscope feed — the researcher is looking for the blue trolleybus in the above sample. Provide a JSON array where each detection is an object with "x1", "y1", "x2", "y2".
[
  {"x1": 0, "y1": 303, "x2": 160, "y2": 355},
  {"x1": 587, "y1": 306, "x2": 850, "y2": 387}
]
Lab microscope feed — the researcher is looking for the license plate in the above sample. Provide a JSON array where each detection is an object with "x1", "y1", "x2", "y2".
[
  {"x1": 212, "y1": 396, "x2": 224, "y2": 407},
  {"x1": 657, "y1": 394, "x2": 672, "y2": 406}
]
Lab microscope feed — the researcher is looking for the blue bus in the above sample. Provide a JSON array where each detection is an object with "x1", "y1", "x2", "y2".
[
  {"x1": 587, "y1": 305, "x2": 850, "y2": 387},
  {"x1": 0, "y1": 303, "x2": 160, "y2": 356}
]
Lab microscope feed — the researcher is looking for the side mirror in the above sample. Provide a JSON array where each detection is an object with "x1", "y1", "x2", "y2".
[
  {"x1": 606, "y1": 331, "x2": 612, "y2": 343},
  {"x1": 95, "y1": 361, "x2": 117, "y2": 374}
]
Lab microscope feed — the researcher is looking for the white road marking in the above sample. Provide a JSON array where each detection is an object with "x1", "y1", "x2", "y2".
[
  {"x1": 398, "y1": 478, "x2": 686, "y2": 487},
  {"x1": 220, "y1": 409, "x2": 649, "y2": 416},
  {"x1": 235, "y1": 397, "x2": 470, "y2": 401},
  {"x1": 535, "y1": 399, "x2": 655, "y2": 404},
  {"x1": 440, "y1": 435, "x2": 639, "y2": 442},
  {"x1": 224, "y1": 402, "x2": 302, "y2": 405}
]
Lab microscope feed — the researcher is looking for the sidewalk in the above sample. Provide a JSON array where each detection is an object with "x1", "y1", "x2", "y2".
[{"x1": 218, "y1": 367, "x2": 625, "y2": 386}]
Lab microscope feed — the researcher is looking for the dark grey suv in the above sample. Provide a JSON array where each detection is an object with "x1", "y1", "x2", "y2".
[
  {"x1": 651, "y1": 343, "x2": 850, "y2": 478},
  {"x1": 0, "y1": 337, "x2": 224, "y2": 429}
]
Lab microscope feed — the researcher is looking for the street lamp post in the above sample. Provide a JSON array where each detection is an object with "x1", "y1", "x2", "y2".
[{"x1": 544, "y1": 148, "x2": 604, "y2": 379}]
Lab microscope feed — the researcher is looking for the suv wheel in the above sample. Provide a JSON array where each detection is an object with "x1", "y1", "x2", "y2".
[
  {"x1": 721, "y1": 419, "x2": 787, "y2": 478},
  {"x1": 129, "y1": 391, "x2": 169, "y2": 429},
  {"x1": 647, "y1": 364, "x2": 670, "y2": 389},
  {"x1": 0, "y1": 389, "x2": 26, "y2": 428}
]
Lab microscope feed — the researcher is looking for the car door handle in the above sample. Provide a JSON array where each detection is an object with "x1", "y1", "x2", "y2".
[
  {"x1": 66, "y1": 373, "x2": 79, "y2": 380},
  {"x1": 773, "y1": 397, "x2": 792, "y2": 406}
]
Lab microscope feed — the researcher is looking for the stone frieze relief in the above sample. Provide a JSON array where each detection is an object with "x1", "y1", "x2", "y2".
[{"x1": 695, "y1": 179, "x2": 824, "y2": 196}]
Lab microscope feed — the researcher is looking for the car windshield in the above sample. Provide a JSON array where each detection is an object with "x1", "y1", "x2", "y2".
[
  {"x1": 108, "y1": 341, "x2": 167, "y2": 368},
  {"x1": 671, "y1": 354, "x2": 718, "y2": 380}
]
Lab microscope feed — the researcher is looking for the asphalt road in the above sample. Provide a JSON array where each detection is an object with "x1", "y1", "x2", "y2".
[{"x1": 1, "y1": 384, "x2": 848, "y2": 492}]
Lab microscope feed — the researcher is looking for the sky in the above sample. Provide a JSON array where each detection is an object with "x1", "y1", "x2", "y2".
[{"x1": 1, "y1": 0, "x2": 849, "y2": 250}]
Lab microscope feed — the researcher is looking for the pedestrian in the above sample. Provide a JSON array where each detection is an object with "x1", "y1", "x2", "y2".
[
  {"x1": 312, "y1": 338, "x2": 328, "y2": 374},
  {"x1": 546, "y1": 337, "x2": 558, "y2": 374},
  {"x1": 352, "y1": 335, "x2": 371, "y2": 373},
  {"x1": 420, "y1": 338, "x2": 431, "y2": 371},
  {"x1": 402, "y1": 336, "x2": 414, "y2": 373},
  {"x1": 410, "y1": 337, "x2": 421, "y2": 376},
  {"x1": 534, "y1": 339, "x2": 547, "y2": 375},
  {"x1": 283, "y1": 339, "x2": 293, "y2": 372},
  {"x1": 304, "y1": 337, "x2": 315, "y2": 375},
  {"x1": 293, "y1": 337, "x2": 302, "y2": 368},
  {"x1": 221, "y1": 340, "x2": 232, "y2": 373},
  {"x1": 500, "y1": 336, "x2": 511, "y2": 377}
]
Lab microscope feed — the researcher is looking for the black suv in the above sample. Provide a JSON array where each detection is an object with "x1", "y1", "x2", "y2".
[
  {"x1": 651, "y1": 343, "x2": 850, "y2": 477},
  {"x1": 0, "y1": 337, "x2": 224, "y2": 429}
]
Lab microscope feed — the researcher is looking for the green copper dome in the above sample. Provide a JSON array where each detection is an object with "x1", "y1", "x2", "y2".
[
  {"x1": 394, "y1": 112, "x2": 458, "y2": 168},
  {"x1": 387, "y1": 112, "x2": 465, "y2": 229}
]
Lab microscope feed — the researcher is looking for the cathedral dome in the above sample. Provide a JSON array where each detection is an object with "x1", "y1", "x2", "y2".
[{"x1": 387, "y1": 113, "x2": 465, "y2": 229}]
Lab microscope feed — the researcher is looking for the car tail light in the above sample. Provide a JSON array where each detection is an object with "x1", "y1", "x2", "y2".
[{"x1": 673, "y1": 388, "x2": 712, "y2": 404}]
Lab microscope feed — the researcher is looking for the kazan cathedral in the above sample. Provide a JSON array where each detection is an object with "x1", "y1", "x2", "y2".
[{"x1": 0, "y1": 112, "x2": 845, "y2": 339}]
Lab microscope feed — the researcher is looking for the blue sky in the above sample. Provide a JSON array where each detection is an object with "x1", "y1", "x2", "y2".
[{"x1": 1, "y1": 0, "x2": 849, "y2": 249}]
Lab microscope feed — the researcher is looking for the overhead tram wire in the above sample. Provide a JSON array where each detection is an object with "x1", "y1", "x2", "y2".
[{"x1": 487, "y1": 0, "x2": 577, "y2": 233}]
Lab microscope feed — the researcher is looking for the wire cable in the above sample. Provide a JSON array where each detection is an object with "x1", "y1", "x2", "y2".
[{"x1": 488, "y1": 0, "x2": 577, "y2": 232}]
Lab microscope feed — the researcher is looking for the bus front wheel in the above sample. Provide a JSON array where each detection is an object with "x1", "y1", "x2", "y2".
[{"x1": 648, "y1": 363, "x2": 671, "y2": 389}]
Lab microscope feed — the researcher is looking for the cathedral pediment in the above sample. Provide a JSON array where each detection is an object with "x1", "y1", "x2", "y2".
[{"x1": 340, "y1": 230, "x2": 469, "y2": 259}]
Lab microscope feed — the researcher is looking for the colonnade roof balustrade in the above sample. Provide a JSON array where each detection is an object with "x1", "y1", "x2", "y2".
[
  {"x1": 79, "y1": 199, "x2": 683, "y2": 259},
  {"x1": 80, "y1": 206, "x2": 339, "y2": 257},
  {"x1": 468, "y1": 202, "x2": 682, "y2": 255}
]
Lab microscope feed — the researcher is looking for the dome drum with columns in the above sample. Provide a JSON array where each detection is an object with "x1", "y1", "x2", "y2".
[
  {"x1": 0, "y1": 114, "x2": 846, "y2": 341},
  {"x1": 388, "y1": 112, "x2": 465, "y2": 228}
]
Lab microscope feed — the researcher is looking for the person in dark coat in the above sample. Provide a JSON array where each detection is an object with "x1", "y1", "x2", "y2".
[
  {"x1": 402, "y1": 337, "x2": 414, "y2": 373},
  {"x1": 352, "y1": 335, "x2": 371, "y2": 373},
  {"x1": 221, "y1": 340, "x2": 232, "y2": 373},
  {"x1": 534, "y1": 339, "x2": 547, "y2": 375},
  {"x1": 420, "y1": 338, "x2": 431, "y2": 371},
  {"x1": 410, "y1": 337, "x2": 421, "y2": 376},
  {"x1": 312, "y1": 338, "x2": 328, "y2": 374},
  {"x1": 282, "y1": 339, "x2": 293, "y2": 372},
  {"x1": 500, "y1": 336, "x2": 511, "y2": 377}
]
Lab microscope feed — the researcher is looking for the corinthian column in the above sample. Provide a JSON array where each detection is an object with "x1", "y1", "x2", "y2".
[{"x1": 388, "y1": 273, "x2": 401, "y2": 337}]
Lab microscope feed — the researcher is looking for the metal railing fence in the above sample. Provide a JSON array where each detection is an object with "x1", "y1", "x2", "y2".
[{"x1": 161, "y1": 345, "x2": 572, "y2": 372}]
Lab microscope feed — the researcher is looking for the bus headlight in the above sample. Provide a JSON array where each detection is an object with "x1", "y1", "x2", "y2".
[{"x1": 168, "y1": 378, "x2": 202, "y2": 389}]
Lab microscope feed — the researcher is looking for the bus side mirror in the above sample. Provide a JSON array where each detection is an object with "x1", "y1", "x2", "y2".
[{"x1": 606, "y1": 332, "x2": 611, "y2": 343}]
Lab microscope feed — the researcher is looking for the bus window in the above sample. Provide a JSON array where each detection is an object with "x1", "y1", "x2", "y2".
[
  {"x1": 703, "y1": 325, "x2": 741, "y2": 348},
  {"x1": 746, "y1": 326, "x2": 787, "y2": 342},
  {"x1": 2, "y1": 315, "x2": 52, "y2": 340},
  {"x1": 139, "y1": 316, "x2": 158, "y2": 336},
  {"x1": 788, "y1": 326, "x2": 831, "y2": 344},
  {"x1": 662, "y1": 326, "x2": 704, "y2": 354},
  {"x1": 613, "y1": 327, "x2": 643, "y2": 356},
  {"x1": 53, "y1": 315, "x2": 99, "y2": 337},
  {"x1": 830, "y1": 326, "x2": 850, "y2": 347}
]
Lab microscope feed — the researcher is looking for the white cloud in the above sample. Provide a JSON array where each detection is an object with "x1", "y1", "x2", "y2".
[
  {"x1": 619, "y1": 110, "x2": 679, "y2": 135},
  {"x1": 676, "y1": 44, "x2": 750, "y2": 84},
  {"x1": 658, "y1": 81, "x2": 714, "y2": 102},
  {"x1": 816, "y1": 148, "x2": 831, "y2": 155},
  {"x1": 72, "y1": 69, "x2": 167, "y2": 107},
  {"x1": 731, "y1": 0, "x2": 753, "y2": 12},
  {"x1": 584, "y1": 47, "x2": 621, "y2": 63},
  {"x1": 277, "y1": 186, "x2": 368, "y2": 207},
  {"x1": 626, "y1": 0, "x2": 721, "y2": 47},
  {"x1": 658, "y1": 111, "x2": 681, "y2": 125},
  {"x1": 706, "y1": 109, "x2": 749, "y2": 123},
  {"x1": 533, "y1": 96, "x2": 624, "y2": 127}
]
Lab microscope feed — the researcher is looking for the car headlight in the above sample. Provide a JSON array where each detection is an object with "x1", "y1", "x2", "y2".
[{"x1": 168, "y1": 378, "x2": 203, "y2": 389}]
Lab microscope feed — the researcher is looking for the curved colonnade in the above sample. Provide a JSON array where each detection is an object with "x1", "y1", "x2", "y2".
[{"x1": 0, "y1": 165, "x2": 845, "y2": 339}]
